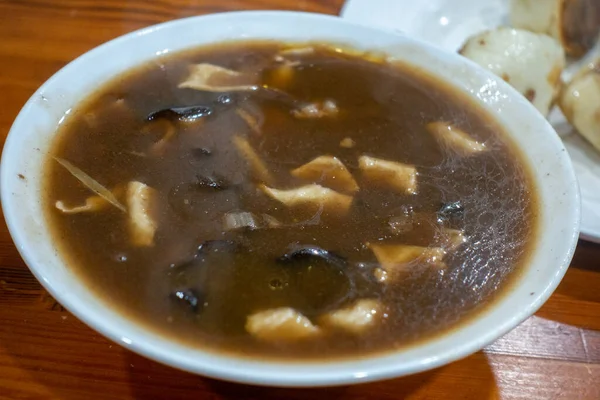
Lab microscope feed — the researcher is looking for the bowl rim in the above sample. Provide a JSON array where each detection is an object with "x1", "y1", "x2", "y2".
[{"x1": 0, "y1": 10, "x2": 581, "y2": 387}]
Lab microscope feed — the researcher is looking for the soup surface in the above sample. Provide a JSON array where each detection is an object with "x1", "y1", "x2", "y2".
[{"x1": 45, "y1": 42, "x2": 537, "y2": 359}]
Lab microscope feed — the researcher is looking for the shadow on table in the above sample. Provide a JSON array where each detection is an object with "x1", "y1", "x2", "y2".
[
  {"x1": 0, "y1": 285, "x2": 501, "y2": 400},
  {"x1": 124, "y1": 349, "x2": 500, "y2": 400},
  {"x1": 555, "y1": 239, "x2": 600, "y2": 305},
  {"x1": 531, "y1": 239, "x2": 600, "y2": 333},
  {"x1": 570, "y1": 240, "x2": 600, "y2": 273},
  {"x1": 3, "y1": 228, "x2": 596, "y2": 399}
]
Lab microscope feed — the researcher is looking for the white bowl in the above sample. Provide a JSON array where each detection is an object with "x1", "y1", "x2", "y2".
[{"x1": 0, "y1": 11, "x2": 580, "y2": 387}]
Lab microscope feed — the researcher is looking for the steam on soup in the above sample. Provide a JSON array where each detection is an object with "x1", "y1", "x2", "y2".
[{"x1": 44, "y1": 42, "x2": 537, "y2": 358}]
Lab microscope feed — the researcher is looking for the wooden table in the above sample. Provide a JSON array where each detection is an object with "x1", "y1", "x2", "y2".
[{"x1": 1, "y1": 1, "x2": 599, "y2": 398}]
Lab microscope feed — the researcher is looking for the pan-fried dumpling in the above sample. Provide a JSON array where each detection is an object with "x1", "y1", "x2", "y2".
[
  {"x1": 510, "y1": 0, "x2": 600, "y2": 57},
  {"x1": 460, "y1": 27, "x2": 565, "y2": 116},
  {"x1": 559, "y1": 60, "x2": 600, "y2": 153}
]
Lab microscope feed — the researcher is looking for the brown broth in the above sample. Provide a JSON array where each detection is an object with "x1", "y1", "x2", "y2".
[{"x1": 44, "y1": 41, "x2": 537, "y2": 359}]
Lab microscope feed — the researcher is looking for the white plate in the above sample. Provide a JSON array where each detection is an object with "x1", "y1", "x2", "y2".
[{"x1": 341, "y1": 0, "x2": 600, "y2": 243}]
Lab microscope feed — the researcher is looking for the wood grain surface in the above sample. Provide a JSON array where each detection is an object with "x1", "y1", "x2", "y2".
[{"x1": 1, "y1": 1, "x2": 599, "y2": 399}]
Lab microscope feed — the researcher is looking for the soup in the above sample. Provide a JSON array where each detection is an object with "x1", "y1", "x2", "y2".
[{"x1": 44, "y1": 42, "x2": 537, "y2": 359}]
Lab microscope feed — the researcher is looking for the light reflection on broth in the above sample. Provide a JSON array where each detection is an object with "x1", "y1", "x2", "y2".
[{"x1": 44, "y1": 42, "x2": 537, "y2": 359}]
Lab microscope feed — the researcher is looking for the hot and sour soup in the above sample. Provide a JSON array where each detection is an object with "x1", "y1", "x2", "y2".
[{"x1": 44, "y1": 42, "x2": 537, "y2": 358}]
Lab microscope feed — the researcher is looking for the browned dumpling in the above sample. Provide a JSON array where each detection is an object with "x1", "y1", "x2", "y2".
[
  {"x1": 559, "y1": 60, "x2": 600, "y2": 153},
  {"x1": 459, "y1": 28, "x2": 565, "y2": 116},
  {"x1": 510, "y1": 0, "x2": 600, "y2": 57}
]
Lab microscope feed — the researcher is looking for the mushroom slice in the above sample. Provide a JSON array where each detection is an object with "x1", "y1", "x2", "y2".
[
  {"x1": 178, "y1": 63, "x2": 258, "y2": 92},
  {"x1": 510, "y1": 0, "x2": 600, "y2": 57},
  {"x1": 369, "y1": 243, "x2": 446, "y2": 273},
  {"x1": 358, "y1": 155, "x2": 417, "y2": 195},
  {"x1": 426, "y1": 122, "x2": 486, "y2": 156},
  {"x1": 320, "y1": 299, "x2": 382, "y2": 334},
  {"x1": 260, "y1": 184, "x2": 353, "y2": 215},
  {"x1": 291, "y1": 155, "x2": 359, "y2": 194},
  {"x1": 559, "y1": 62, "x2": 600, "y2": 153},
  {"x1": 232, "y1": 135, "x2": 274, "y2": 185},
  {"x1": 127, "y1": 181, "x2": 158, "y2": 247},
  {"x1": 292, "y1": 100, "x2": 339, "y2": 119},
  {"x1": 459, "y1": 27, "x2": 565, "y2": 116},
  {"x1": 55, "y1": 196, "x2": 109, "y2": 214},
  {"x1": 246, "y1": 307, "x2": 320, "y2": 341}
]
